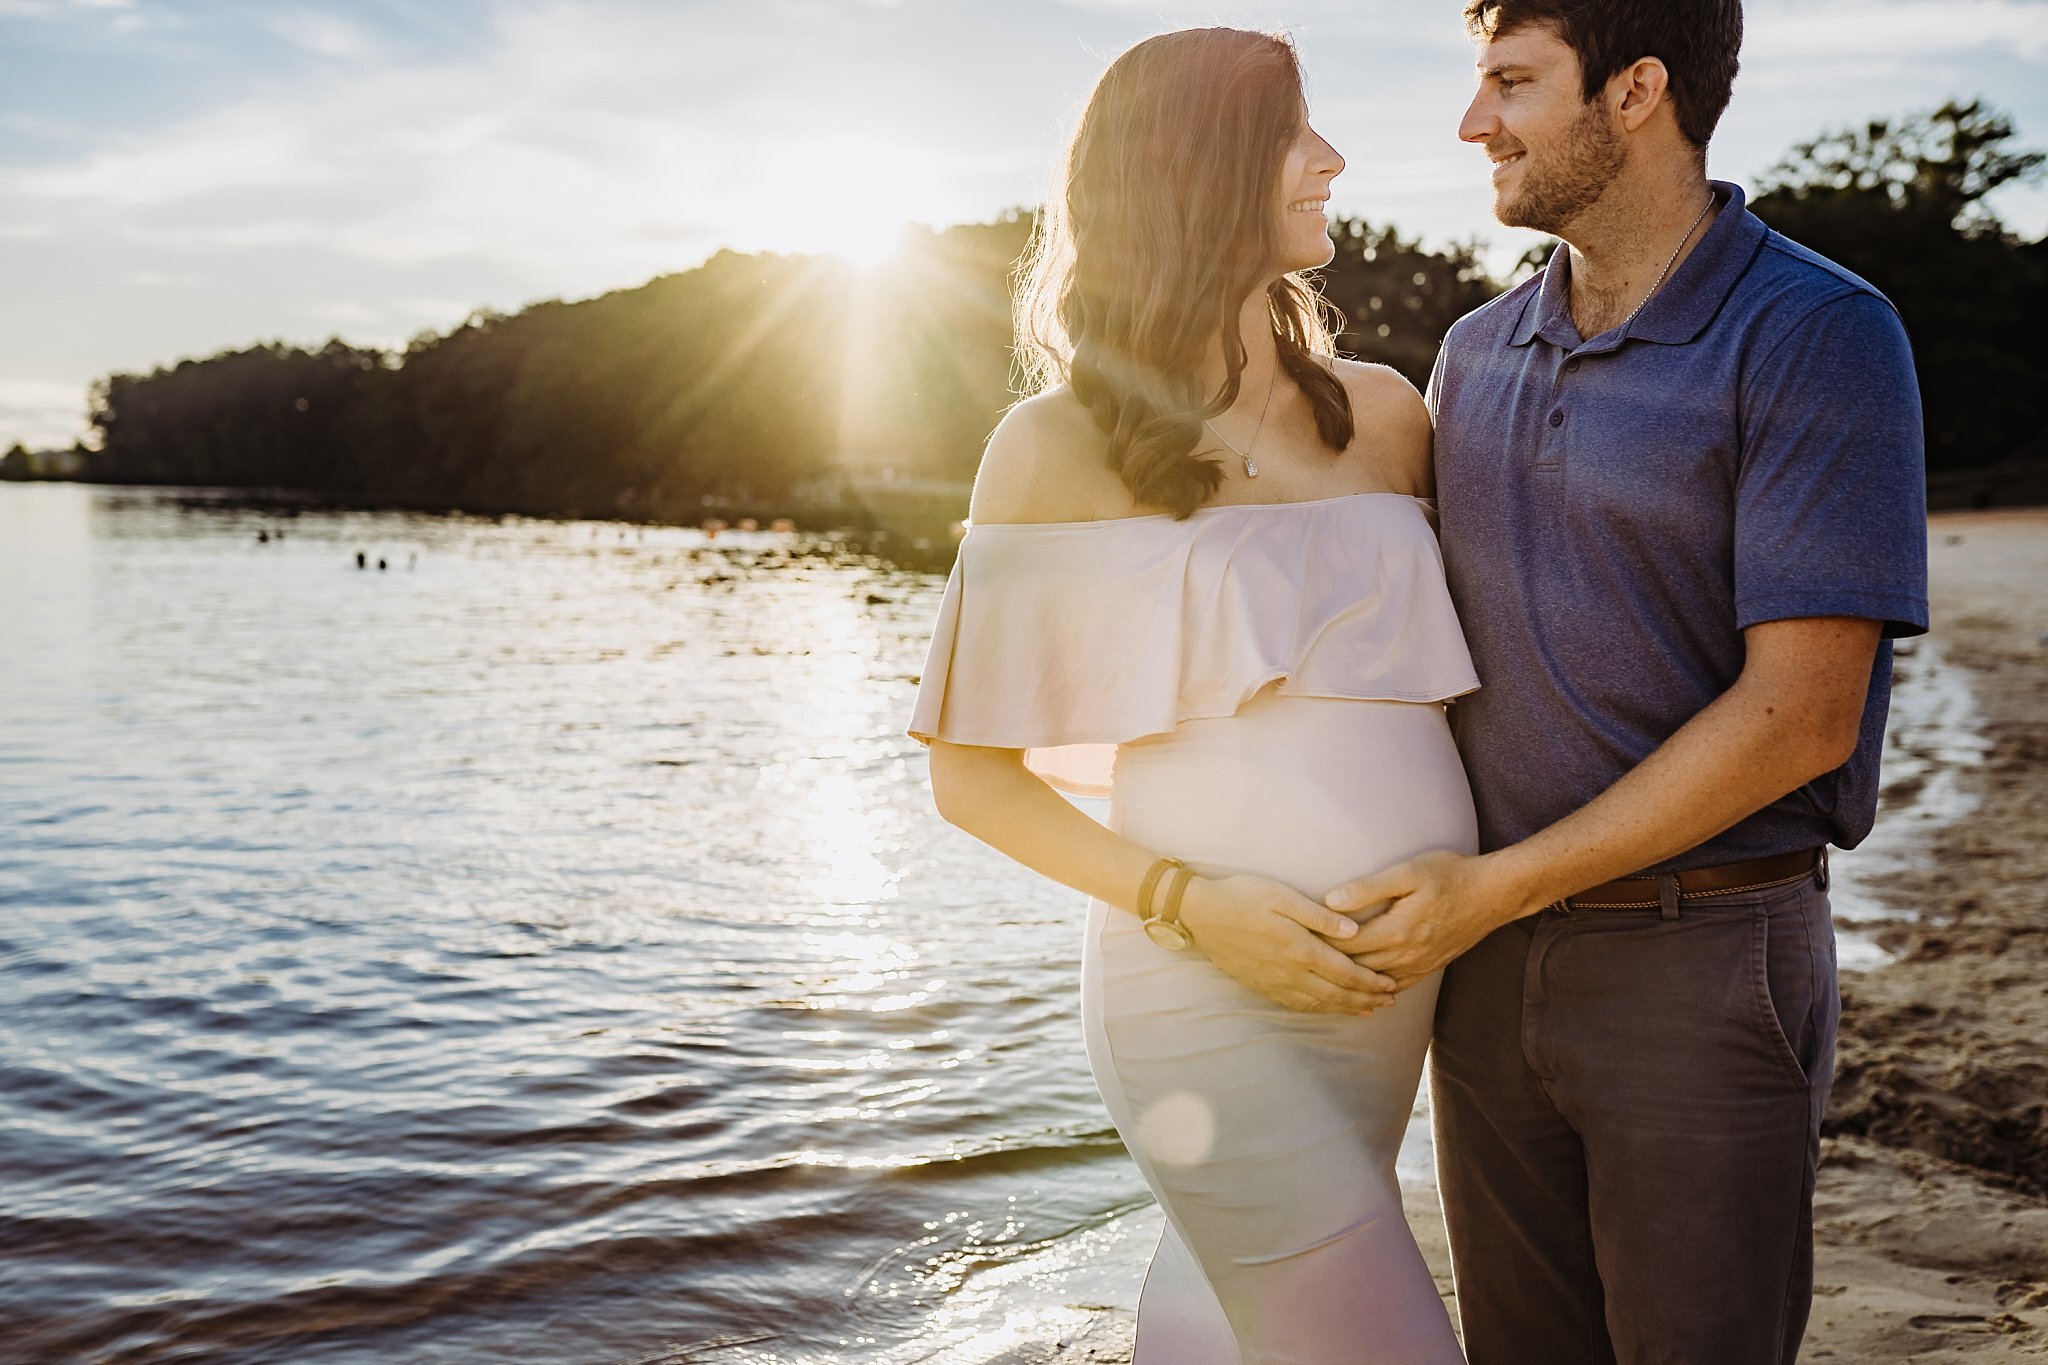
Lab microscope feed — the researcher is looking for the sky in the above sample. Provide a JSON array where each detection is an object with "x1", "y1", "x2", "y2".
[{"x1": 4, "y1": 0, "x2": 2047, "y2": 450}]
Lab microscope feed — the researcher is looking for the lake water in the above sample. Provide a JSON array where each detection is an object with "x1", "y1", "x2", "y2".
[
  {"x1": 0, "y1": 484, "x2": 1210, "y2": 1363},
  {"x1": 0, "y1": 484, "x2": 1966, "y2": 1363}
]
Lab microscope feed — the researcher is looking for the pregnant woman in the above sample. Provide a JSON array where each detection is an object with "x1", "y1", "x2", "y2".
[{"x1": 910, "y1": 30, "x2": 1475, "y2": 1363}]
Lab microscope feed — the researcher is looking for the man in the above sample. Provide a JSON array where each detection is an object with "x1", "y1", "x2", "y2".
[{"x1": 1319, "y1": 1, "x2": 1929, "y2": 1361}]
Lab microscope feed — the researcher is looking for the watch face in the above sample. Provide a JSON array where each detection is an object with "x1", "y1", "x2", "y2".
[{"x1": 1143, "y1": 919, "x2": 1192, "y2": 950}]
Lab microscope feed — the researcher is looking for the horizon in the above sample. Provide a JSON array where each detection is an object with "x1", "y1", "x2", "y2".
[{"x1": 5, "y1": 0, "x2": 2048, "y2": 450}]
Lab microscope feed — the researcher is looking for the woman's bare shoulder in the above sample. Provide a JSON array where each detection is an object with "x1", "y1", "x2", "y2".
[
  {"x1": 969, "y1": 387, "x2": 1130, "y2": 526},
  {"x1": 1328, "y1": 357, "x2": 1433, "y2": 498}
]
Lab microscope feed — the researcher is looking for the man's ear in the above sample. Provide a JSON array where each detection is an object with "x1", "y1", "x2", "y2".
[{"x1": 1611, "y1": 56, "x2": 1671, "y2": 134}]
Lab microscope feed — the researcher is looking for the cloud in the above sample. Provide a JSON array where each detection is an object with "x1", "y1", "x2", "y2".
[
  {"x1": 299, "y1": 296, "x2": 481, "y2": 346},
  {"x1": 2, "y1": 0, "x2": 1057, "y2": 293},
  {"x1": 397, "y1": 298, "x2": 473, "y2": 320},
  {"x1": 262, "y1": 9, "x2": 375, "y2": 59},
  {"x1": 0, "y1": 378, "x2": 89, "y2": 447},
  {"x1": 12, "y1": 108, "x2": 328, "y2": 206},
  {"x1": 0, "y1": 0, "x2": 2041, "y2": 452},
  {"x1": 0, "y1": 0, "x2": 151, "y2": 30},
  {"x1": 12, "y1": 0, "x2": 2032, "y2": 297},
  {"x1": 1749, "y1": 0, "x2": 2048, "y2": 64},
  {"x1": 309, "y1": 300, "x2": 379, "y2": 325},
  {"x1": 128, "y1": 220, "x2": 325, "y2": 250}
]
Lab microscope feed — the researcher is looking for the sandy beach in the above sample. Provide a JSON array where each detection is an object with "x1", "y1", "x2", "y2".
[
  {"x1": 1809, "y1": 510, "x2": 2048, "y2": 1362},
  {"x1": 1027, "y1": 509, "x2": 2048, "y2": 1364}
]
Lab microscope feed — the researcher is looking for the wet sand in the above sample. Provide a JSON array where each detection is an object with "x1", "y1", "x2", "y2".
[
  {"x1": 1030, "y1": 510, "x2": 2048, "y2": 1363},
  {"x1": 1808, "y1": 510, "x2": 2048, "y2": 1361}
]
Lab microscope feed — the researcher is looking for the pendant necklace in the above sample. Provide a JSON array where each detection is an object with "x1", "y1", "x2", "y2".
[{"x1": 1204, "y1": 362, "x2": 1278, "y2": 479}]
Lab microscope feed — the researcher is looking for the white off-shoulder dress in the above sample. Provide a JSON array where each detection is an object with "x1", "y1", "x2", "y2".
[{"x1": 908, "y1": 492, "x2": 1479, "y2": 1365}]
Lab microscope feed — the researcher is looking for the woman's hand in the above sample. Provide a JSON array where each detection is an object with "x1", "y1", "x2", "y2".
[{"x1": 1177, "y1": 874, "x2": 1398, "y2": 1015}]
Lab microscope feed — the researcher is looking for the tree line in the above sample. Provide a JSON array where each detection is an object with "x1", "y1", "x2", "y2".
[{"x1": 23, "y1": 101, "x2": 2044, "y2": 517}]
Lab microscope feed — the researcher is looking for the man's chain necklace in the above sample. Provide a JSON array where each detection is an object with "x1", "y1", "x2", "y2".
[{"x1": 1615, "y1": 191, "x2": 1716, "y2": 332}]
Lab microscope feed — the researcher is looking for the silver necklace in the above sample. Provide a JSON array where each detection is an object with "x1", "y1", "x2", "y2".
[
  {"x1": 1616, "y1": 191, "x2": 1715, "y2": 332},
  {"x1": 1204, "y1": 362, "x2": 1279, "y2": 479}
]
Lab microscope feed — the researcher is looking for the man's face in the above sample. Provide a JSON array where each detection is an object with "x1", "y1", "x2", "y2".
[{"x1": 1458, "y1": 24, "x2": 1626, "y2": 234}]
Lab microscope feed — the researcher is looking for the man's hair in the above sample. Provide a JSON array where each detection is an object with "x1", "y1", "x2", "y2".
[{"x1": 1464, "y1": 0, "x2": 1743, "y2": 149}]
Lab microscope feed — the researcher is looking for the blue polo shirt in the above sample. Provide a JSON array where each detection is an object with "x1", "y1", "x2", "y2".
[{"x1": 1429, "y1": 181, "x2": 1928, "y2": 872}]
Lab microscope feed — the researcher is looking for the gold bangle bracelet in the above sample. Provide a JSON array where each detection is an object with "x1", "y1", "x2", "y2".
[
  {"x1": 1141, "y1": 865, "x2": 1198, "y2": 950},
  {"x1": 1136, "y1": 855, "x2": 1186, "y2": 919},
  {"x1": 1159, "y1": 865, "x2": 1195, "y2": 928}
]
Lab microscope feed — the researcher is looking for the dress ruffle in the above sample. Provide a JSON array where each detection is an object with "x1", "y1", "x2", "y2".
[{"x1": 906, "y1": 493, "x2": 1480, "y2": 797}]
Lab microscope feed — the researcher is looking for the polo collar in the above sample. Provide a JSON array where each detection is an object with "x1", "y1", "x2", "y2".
[
  {"x1": 1508, "y1": 241, "x2": 1575, "y2": 349},
  {"x1": 1508, "y1": 179, "x2": 1768, "y2": 350}
]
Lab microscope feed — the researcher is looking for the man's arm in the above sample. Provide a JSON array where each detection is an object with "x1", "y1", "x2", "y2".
[
  {"x1": 1325, "y1": 614, "x2": 1881, "y2": 988},
  {"x1": 1331, "y1": 288, "x2": 1925, "y2": 992}
]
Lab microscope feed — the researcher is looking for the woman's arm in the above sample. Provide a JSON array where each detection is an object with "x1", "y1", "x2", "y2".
[{"x1": 928, "y1": 739, "x2": 1396, "y2": 1014}]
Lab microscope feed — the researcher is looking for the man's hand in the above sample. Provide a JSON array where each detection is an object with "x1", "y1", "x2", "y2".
[
  {"x1": 1323, "y1": 850, "x2": 1535, "y2": 992},
  {"x1": 1179, "y1": 873, "x2": 1398, "y2": 1015}
]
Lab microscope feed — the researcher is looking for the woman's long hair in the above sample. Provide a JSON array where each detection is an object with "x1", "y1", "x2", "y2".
[{"x1": 1015, "y1": 28, "x2": 1353, "y2": 518}]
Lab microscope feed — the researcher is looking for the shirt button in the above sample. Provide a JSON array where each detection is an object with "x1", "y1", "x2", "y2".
[
  {"x1": 1549, "y1": 410, "x2": 1565, "y2": 428},
  {"x1": 1565, "y1": 358, "x2": 1582, "y2": 373}
]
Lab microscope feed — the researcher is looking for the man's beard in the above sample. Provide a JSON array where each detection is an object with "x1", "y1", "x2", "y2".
[{"x1": 1496, "y1": 102, "x2": 1626, "y2": 234}]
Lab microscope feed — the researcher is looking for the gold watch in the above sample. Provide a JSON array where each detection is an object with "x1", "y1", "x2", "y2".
[{"x1": 1140, "y1": 860, "x2": 1196, "y2": 950}]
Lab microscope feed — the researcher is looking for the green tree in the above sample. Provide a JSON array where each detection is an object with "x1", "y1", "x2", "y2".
[
  {"x1": 1316, "y1": 219, "x2": 1501, "y2": 389},
  {"x1": 83, "y1": 105, "x2": 2042, "y2": 522},
  {"x1": 1753, "y1": 99, "x2": 2048, "y2": 470}
]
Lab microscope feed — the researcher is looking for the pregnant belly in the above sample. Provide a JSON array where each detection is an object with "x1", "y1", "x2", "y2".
[{"x1": 1110, "y1": 686, "x2": 1478, "y2": 898}]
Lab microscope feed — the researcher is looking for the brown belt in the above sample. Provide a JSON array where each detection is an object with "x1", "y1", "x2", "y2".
[{"x1": 1557, "y1": 847, "x2": 1824, "y2": 912}]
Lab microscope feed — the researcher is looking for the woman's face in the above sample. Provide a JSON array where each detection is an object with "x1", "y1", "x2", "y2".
[{"x1": 1273, "y1": 104, "x2": 1343, "y2": 274}]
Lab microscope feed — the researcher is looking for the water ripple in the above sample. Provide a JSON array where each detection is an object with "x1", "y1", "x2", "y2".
[{"x1": 0, "y1": 485, "x2": 1142, "y2": 1363}]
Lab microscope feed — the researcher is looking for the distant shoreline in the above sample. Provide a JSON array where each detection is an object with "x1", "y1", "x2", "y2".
[
  {"x1": 0, "y1": 477, "x2": 971, "y2": 569},
  {"x1": 5, "y1": 470, "x2": 2047, "y2": 541}
]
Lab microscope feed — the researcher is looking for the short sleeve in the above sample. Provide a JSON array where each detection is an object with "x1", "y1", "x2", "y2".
[
  {"x1": 1734, "y1": 291, "x2": 1929, "y2": 638},
  {"x1": 1423, "y1": 340, "x2": 1448, "y2": 423},
  {"x1": 905, "y1": 530, "x2": 1185, "y2": 797},
  {"x1": 906, "y1": 500, "x2": 1481, "y2": 799}
]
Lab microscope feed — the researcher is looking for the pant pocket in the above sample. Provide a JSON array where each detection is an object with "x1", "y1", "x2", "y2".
[{"x1": 1751, "y1": 893, "x2": 1823, "y2": 1090}]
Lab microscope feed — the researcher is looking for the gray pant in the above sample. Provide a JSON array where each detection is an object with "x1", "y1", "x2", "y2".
[{"x1": 1431, "y1": 865, "x2": 1837, "y2": 1365}]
